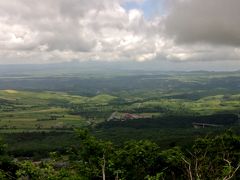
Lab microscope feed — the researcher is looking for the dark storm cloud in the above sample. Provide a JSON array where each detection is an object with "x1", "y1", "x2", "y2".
[{"x1": 165, "y1": 0, "x2": 240, "y2": 46}]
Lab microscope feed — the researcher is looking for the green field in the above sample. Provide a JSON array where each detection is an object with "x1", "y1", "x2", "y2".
[
  {"x1": 0, "y1": 89, "x2": 239, "y2": 132},
  {"x1": 0, "y1": 90, "x2": 120, "y2": 131},
  {"x1": 0, "y1": 71, "x2": 239, "y2": 158}
]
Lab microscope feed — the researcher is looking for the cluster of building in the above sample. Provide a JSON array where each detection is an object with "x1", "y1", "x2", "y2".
[{"x1": 107, "y1": 112, "x2": 150, "y2": 122}]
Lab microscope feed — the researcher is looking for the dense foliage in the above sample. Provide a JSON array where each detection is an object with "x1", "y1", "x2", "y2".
[{"x1": 0, "y1": 130, "x2": 239, "y2": 179}]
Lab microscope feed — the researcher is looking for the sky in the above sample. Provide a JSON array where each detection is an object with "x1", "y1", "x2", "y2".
[{"x1": 0, "y1": 0, "x2": 240, "y2": 70}]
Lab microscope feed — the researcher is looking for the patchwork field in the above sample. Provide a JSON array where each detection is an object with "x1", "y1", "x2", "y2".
[
  {"x1": 0, "y1": 71, "x2": 239, "y2": 157},
  {"x1": 0, "y1": 90, "x2": 120, "y2": 131},
  {"x1": 0, "y1": 88, "x2": 239, "y2": 132}
]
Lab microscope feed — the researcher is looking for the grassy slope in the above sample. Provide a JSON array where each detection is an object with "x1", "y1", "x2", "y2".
[
  {"x1": 0, "y1": 89, "x2": 239, "y2": 131},
  {"x1": 0, "y1": 88, "x2": 239, "y2": 158}
]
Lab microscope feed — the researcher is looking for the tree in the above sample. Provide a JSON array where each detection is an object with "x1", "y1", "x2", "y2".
[
  {"x1": 189, "y1": 130, "x2": 240, "y2": 179},
  {"x1": 158, "y1": 131, "x2": 240, "y2": 180},
  {"x1": 69, "y1": 129, "x2": 115, "y2": 179},
  {"x1": 0, "y1": 138, "x2": 16, "y2": 180},
  {"x1": 114, "y1": 140, "x2": 162, "y2": 180}
]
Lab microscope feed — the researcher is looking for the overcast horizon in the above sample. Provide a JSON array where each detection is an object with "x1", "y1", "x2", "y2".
[{"x1": 0, "y1": 0, "x2": 240, "y2": 70}]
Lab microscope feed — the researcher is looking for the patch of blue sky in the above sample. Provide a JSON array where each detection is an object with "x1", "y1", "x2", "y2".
[{"x1": 123, "y1": 0, "x2": 166, "y2": 19}]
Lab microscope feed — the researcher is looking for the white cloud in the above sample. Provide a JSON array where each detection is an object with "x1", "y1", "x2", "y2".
[
  {"x1": 0, "y1": 0, "x2": 239, "y2": 65},
  {"x1": 0, "y1": 0, "x2": 165, "y2": 64}
]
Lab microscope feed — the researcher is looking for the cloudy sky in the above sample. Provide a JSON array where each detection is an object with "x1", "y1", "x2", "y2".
[{"x1": 0, "y1": 0, "x2": 240, "y2": 70}]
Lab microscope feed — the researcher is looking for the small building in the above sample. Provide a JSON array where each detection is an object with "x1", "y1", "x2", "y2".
[{"x1": 192, "y1": 122, "x2": 223, "y2": 129}]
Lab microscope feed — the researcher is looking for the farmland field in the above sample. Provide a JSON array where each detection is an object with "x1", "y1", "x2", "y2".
[{"x1": 0, "y1": 69, "x2": 239, "y2": 157}]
